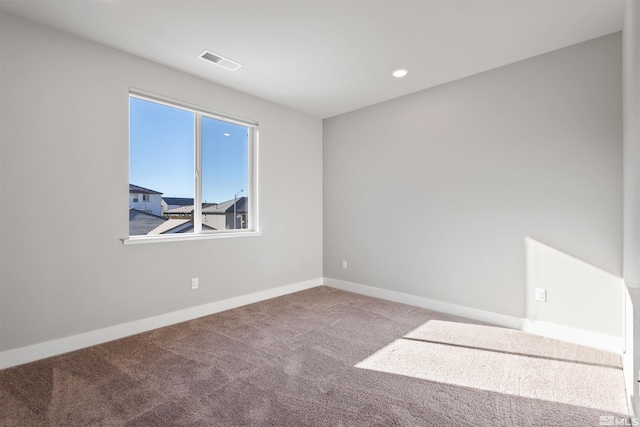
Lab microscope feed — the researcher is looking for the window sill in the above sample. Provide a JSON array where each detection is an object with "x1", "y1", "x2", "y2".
[{"x1": 122, "y1": 230, "x2": 262, "y2": 245}]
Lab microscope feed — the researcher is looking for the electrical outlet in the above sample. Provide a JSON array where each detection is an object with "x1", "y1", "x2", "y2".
[
  {"x1": 191, "y1": 278, "x2": 199, "y2": 290},
  {"x1": 535, "y1": 288, "x2": 546, "y2": 302},
  {"x1": 341, "y1": 260, "x2": 348, "y2": 270}
]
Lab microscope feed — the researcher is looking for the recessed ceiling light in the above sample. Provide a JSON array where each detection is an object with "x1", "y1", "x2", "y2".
[
  {"x1": 392, "y1": 68, "x2": 408, "y2": 78},
  {"x1": 224, "y1": 133, "x2": 231, "y2": 137}
]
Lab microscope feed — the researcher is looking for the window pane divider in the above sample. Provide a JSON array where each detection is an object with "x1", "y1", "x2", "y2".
[{"x1": 193, "y1": 113, "x2": 203, "y2": 234}]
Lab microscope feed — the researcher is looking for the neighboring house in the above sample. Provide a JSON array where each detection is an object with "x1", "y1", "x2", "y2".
[
  {"x1": 202, "y1": 200, "x2": 236, "y2": 230},
  {"x1": 129, "y1": 209, "x2": 167, "y2": 236},
  {"x1": 129, "y1": 184, "x2": 163, "y2": 216},
  {"x1": 202, "y1": 197, "x2": 248, "y2": 230},
  {"x1": 164, "y1": 197, "x2": 248, "y2": 230},
  {"x1": 163, "y1": 204, "x2": 196, "y2": 218},
  {"x1": 165, "y1": 223, "x2": 217, "y2": 234},
  {"x1": 161, "y1": 197, "x2": 194, "y2": 215},
  {"x1": 147, "y1": 218, "x2": 193, "y2": 235},
  {"x1": 225, "y1": 196, "x2": 248, "y2": 229},
  {"x1": 130, "y1": 209, "x2": 212, "y2": 235}
]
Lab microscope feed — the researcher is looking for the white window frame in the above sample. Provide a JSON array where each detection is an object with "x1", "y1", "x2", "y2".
[{"x1": 123, "y1": 89, "x2": 260, "y2": 245}]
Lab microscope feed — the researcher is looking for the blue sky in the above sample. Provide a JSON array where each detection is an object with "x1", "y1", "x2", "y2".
[{"x1": 129, "y1": 97, "x2": 248, "y2": 203}]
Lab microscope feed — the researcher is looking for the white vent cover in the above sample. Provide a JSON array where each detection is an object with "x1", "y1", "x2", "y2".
[{"x1": 198, "y1": 50, "x2": 242, "y2": 71}]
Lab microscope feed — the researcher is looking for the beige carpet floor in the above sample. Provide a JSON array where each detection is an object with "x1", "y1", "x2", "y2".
[{"x1": 0, "y1": 286, "x2": 630, "y2": 426}]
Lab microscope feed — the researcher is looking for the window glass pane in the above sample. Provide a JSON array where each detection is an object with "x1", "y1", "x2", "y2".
[
  {"x1": 201, "y1": 116, "x2": 249, "y2": 230},
  {"x1": 129, "y1": 97, "x2": 195, "y2": 236}
]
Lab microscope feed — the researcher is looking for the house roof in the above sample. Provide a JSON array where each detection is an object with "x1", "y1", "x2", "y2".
[
  {"x1": 165, "y1": 197, "x2": 248, "y2": 215},
  {"x1": 129, "y1": 208, "x2": 167, "y2": 236},
  {"x1": 162, "y1": 197, "x2": 194, "y2": 206},
  {"x1": 227, "y1": 197, "x2": 248, "y2": 213},
  {"x1": 164, "y1": 205, "x2": 196, "y2": 215},
  {"x1": 147, "y1": 219, "x2": 192, "y2": 235},
  {"x1": 202, "y1": 199, "x2": 235, "y2": 214},
  {"x1": 129, "y1": 184, "x2": 162, "y2": 195},
  {"x1": 130, "y1": 211, "x2": 217, "y2": 235},
  {"x1": 174, "y1": 223, "x2": 217, "y2": 233}
]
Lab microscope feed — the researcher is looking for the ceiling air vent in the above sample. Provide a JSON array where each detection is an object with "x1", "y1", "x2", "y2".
[{"x1": 198, "y1": 50, "x2": 242, "y2": 71}]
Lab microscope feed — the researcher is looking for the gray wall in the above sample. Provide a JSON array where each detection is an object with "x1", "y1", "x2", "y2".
[
  {"x1": 0, "y1": 13, "x2": 323, "y2": 352},
  {"x1": 324, "y1": 34, "x2": 622, "y2": 331},
  {"x1": 624, "y1": 0, "x2": 640, "y2": 292},
  {"x1": 623, "y1": 0, "x2": 640, "y2": 412}
]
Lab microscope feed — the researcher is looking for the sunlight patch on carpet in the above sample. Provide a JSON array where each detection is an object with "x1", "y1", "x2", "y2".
[{"x1": 355, "y1": 320, "x2": 628, "y2": 415}]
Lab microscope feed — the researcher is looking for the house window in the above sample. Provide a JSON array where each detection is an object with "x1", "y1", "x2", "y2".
[
  {"x1": 133, "y1": 194, "x2": 139, "y2": 203},
  {"x1": 127, "y1": 90, "x2": 258, "y2": 241}
]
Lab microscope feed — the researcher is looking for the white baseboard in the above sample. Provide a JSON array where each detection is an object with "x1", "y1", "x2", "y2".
[
  {"x1": 324, "y1": 278, "x2": 523, "y2": 329},
  {"x1": 521, "y1": 319, "x2": 623, "y2": 354},
  {"x1": 1, "y1": 276, "x2": 623, "y2": 370},
  {"x1": 324, "y1": 277, "x2": 623, "y2": 354},
  {"x1": 0, "y1": 277, "x2": 322, "y2": 370}
]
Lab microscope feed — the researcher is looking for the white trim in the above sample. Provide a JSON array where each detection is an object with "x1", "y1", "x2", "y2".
[
  {"x1": 324, "y1": 277, "x2": 623, "y2": 354},
  {"x1": 0, "y1": 278, "x2": 322, "y2": 370},
  {"x1": 129, "y1": 88, "x2": 258, "y2": 128},
  {"x1": 325, "y1": 278, "x2": 522, "y2": 329},
  {"x1": 194, "y1": 112, "x2": 202, "y2": 234},
  {"x1": 122, "y1": 230, "x2": 262, "y2": 245},
  {"x1": 521, "y1": 319, "x2": 622, "y2": 354},
  {"x1": 622, "y1": 284, "x2": 637, "y2": 417},
  {"x1": 249, "y1": 128, "x2": 260, "y2": 232}
]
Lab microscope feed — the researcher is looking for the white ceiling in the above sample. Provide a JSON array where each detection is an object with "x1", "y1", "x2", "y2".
[{"x1": 0, "y1": 0, "x2": 625, "y2": 119}]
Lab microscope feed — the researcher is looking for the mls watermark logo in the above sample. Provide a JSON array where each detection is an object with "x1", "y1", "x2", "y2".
[
  {"x1": 600, "y1": 416, "x2": 615, "y2": 426},
  {"x1": 600, "y1": 415, "x2": 640, "y2": 426}
]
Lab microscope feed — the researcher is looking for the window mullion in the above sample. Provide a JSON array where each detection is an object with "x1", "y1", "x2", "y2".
[
  {"x1": 249, "y1": 128, "x2": 259, "y2": 232},
  {"x1": 193, "y1": 113, "x2": 203, "y2": 234}
]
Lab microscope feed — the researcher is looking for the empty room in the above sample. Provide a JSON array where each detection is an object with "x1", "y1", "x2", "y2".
[{"x1": 1, "y1": 0, "x2": 640, "y2": 425}]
